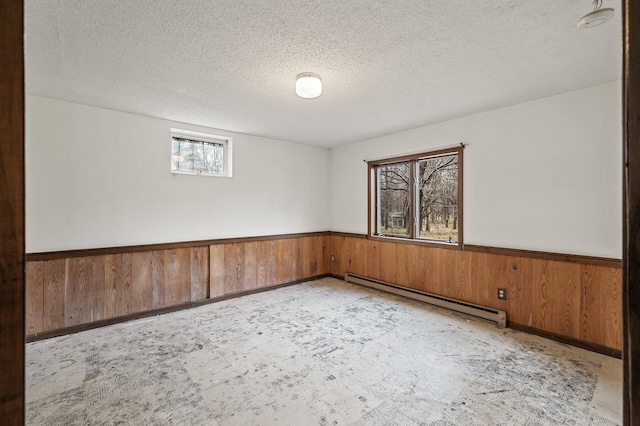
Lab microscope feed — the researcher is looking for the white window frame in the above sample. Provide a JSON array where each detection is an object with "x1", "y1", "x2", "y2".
[{"x1": 170, "y1": 128, "x2": 233, "y2": 177}]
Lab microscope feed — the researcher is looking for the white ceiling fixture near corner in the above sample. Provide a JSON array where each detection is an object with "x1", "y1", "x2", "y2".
[
  {"x1": 24, "y1": 1, "x2": 622, "y2": 148},
  {"x1": 578, "y1": 0, "x2": 615, "y2": 28}
]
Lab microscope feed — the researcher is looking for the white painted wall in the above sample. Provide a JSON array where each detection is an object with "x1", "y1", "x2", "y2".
[
  {"x1": 330, "y1": 81, "x2": 622, "y2": 258},
  {"x1": 26, "y1": 96, "x2": 331, "y2": 252},
  {"x1": 28, "y1": 82, "x2": 622, "y2": 257}
]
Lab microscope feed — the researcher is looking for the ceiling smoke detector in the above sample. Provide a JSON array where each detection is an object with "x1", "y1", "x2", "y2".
[{"x1": 578, "y1": 0, "x2": 614, "y2": 28}]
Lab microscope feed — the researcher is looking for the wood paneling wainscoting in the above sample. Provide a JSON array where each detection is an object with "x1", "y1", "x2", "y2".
[
  {"x1": 328, "y1": 233, "x2": 622, "y2": 355},
  {"x1": 26, "y1": 247, "x2": 209, "y2": 335},
  {"x1": 209, "y1": 236, "x2": 326, "y2": 297},
  {"x1": 26, "y1": 231, "x2": 622, "y2": 356},
  {"x1": 26, "y1": 233, "x2": 328, "y2": 338}
]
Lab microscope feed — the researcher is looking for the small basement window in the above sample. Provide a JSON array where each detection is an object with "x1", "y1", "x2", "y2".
[{"x1": 171, "y1": 129, "x2": 233, "y2": 177}]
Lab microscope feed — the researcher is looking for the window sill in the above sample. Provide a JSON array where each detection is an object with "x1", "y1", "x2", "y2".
[
  {"x1": 367, "y1": 234, "x2": 462, "y2": 251},
  {"x1": 171, "y1": 171, "x2": 231, "y2": 178}
]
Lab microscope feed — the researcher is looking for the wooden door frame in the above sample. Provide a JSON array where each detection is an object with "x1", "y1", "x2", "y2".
[
  {"x1": 0, "y1": 1, "x2": 25, "y2": 425},
  {"x1": 623, "y1": 1, "x2": 640, "y2": 424}
]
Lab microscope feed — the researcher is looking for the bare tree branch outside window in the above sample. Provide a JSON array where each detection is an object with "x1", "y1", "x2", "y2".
[
  {"x1": 171, "y1": 137, "x2": 224, "y2": 176},
  {"x1": 372, "y1": 149, "x2": 461, "y2": 245}
]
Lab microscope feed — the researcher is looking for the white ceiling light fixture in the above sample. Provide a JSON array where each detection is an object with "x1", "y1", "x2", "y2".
[
  {"x1": 295, "y1": 73, "x2": 322, "y2": 99},
  {"x1": 577, "y1": 0, "x2": 614, "y2": 29}
]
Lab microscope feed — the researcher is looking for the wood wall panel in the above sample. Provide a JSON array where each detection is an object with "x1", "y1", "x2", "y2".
[
  {"x1": 206, "y1": 236, "x2": 325, "y2": 298},
  {"x1": 329, "y1": 235, "x2": 622, "y2": 351},
  {"x1": 25, "y1": 261, "x2": 44, "y2": 335},
  {"x1": 378, "y1": 241, "x2": 395, "y2": 284},
  {"x1": 121, "y1": 253, "x2": 132, "y2": 316},
  {"x1": 191, "y1": 246, "x2": 209, "y2": 301},
  {"x1": 163, "y1": 248, "x2": 191, "y2": 305},
  {"x1": 91, "y1": 256, "x2": 106, "y2": 322},
  {"x1": 311, "y1": 236, "x2": 324, "y2": 277},
  {"x1": 324, "y1": 236, "x2": 334, "y2": 275},
  {"x1": 275, "y1": 239, "x2": 295, "y2": 283},
  {"x1": 131, "y1": 252, "x2": 153, "y2": 313},
  {"x1": 243, "y1": 242, "x2": 258, "y2": 291},
  {"x1": 104, "y1": 254, "x2": 122, "y2": 319},
  {"x1": 579, "y1": 264, "x2": 597, "y2": 344},
  {"x1": 366, "y1": 241, "x2": 379, "y2": 279},
  {"x1": 65, "y1": 257, "x2": 93, "y2": 327},
  {"x1": 551, "y1": 262, "x2": 580, "y2": 339},
  {"x1": 43, "y1": 259, "x2": 65, "y2": 330},
  {"x1": 301, "y1": 237, "x2": 314, "y2": 278},
  {"x1": 607, "y1": 267, "x2": 622, "y2": 350},
  {"x1": 257, "y1": 240, "x2": 276, "y2": 288},
  {"x1": 151, "y1": 250, "x2": 164, "y2": 308},
  {"x1": 223, "y1": 243, "x2": 243, "y2": 295},
  {"x1": 330, "y1": 236, "x2": 343, "y2": 277},
  {"x1": 210, "y1": 245, "x2": 225, "y2": 297}
]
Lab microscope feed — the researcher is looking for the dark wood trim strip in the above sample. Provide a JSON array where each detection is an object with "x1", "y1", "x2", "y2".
[
  {"x1": 26, "y1": 231, "x2": 624, "y2": 268},
  {"x1": 465, "y1": 244, "x2": 622, "y2": 268},
  {"x1": 26, "y1": 274, "x2": 332, "y2": 342},
  {"x1": 368, "y1": 163, "x2": 373, "y2": 236},
  {"x1": 0, "y1": 1, "x2": 24, "y2": 423},
  {"x1": 509, "y1": 322, "x2": 621, "y2": 359},
  {"x1": 26, "y1": 231, "x2": 328, "y2": 261},
  {"x1": 328, "y1": 232, "x2": 368, "y2": 239},
  {"x1": 458, "y1": 147, "x2": 464, "y2": 248},
  {"x1": 366, "y1": 146, "x2": 462, "y2": 166},
  {"x1": 623, "y1": 0, "x2": 640, "y2": 422}
]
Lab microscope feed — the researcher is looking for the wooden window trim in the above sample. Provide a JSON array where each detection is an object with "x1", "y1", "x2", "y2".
[{"x1": 367, "y1": 147, "x2": 463, "y2": 249}]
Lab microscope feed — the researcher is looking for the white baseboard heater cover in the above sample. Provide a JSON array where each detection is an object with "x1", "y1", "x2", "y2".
[{"x1": 344, "y1": 273, "x2": 507, "y2": 328}]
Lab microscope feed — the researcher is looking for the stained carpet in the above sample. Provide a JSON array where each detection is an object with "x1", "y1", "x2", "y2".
[{"x1": 26, "y1": 277, "x2": 621, "y2": 425}]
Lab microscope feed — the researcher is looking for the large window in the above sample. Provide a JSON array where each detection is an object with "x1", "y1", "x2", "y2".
[
  {"x1": 369, "y1": 147, "x2": 462, "y2": 247},
  {"x1": 171, "y1": 129, "x2": 232, "y2": 177}
]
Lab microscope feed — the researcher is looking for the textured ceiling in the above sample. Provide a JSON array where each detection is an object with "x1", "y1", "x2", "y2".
[{"x1": 25, "y1": 0, "x2": 622, "y2": 148}]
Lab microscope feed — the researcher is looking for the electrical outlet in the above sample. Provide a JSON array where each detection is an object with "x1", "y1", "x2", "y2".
[
  {"x1": 331, "y1": 255, "x2": 335, "y2": 261},
  {"x1": 497, "y1": 288, "x2": 507, "y2": 300}
]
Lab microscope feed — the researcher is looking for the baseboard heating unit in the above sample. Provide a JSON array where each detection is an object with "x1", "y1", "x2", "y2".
[{"x1": 344, "y1": 273, "x2": 507, "y2": 328}]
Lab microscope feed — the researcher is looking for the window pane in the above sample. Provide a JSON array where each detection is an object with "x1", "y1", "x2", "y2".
[
  {"x1": 377, "y1": 162, "x2": 411, "y2": 237},
  {"x1": 192, "y1": 141, "x2": 205, "y2": 172},
  {"x1": 418, "y1": 154, "x2": 458, "y2": 243},
  {"x1": 202, "y1": 142, "x2": 224, "y2": 175},
  {"x1": 172, "y1": 137, "x2": 225, "y2": 176},
  {"x1": 172, "y1": 138, "x2": 194, "y2": 173}
]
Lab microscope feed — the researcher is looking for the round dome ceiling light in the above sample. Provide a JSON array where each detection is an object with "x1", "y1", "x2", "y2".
[
  {"x1": 295, "y1": 73, "x2": 322, "y2": 99},
  {"x1": 578, "y1": 0, "x2": 614, "y2": 28}
]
